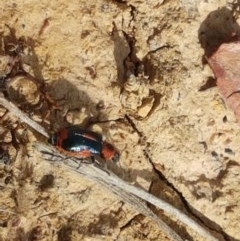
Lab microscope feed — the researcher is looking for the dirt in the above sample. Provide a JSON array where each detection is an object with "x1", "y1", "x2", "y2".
[{"x1": 0, "y1": 0, "x2": 240, "y2": 241}]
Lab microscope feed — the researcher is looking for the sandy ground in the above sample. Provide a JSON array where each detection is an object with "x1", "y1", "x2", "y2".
[{"x1": 0, "y1": 0, "x2": 240, "y2": 240}]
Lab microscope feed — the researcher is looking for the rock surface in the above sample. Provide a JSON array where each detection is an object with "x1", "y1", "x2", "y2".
[{"x1": 0, "y1": 0, "x2": 239, "y2": 241}]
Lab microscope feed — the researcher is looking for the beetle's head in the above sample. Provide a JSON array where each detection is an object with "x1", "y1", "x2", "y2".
[{"x1": 101, "y1": 141, "x2": 120, "y2": 162}]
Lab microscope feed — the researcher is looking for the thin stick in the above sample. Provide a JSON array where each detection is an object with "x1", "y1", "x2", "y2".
[{"x1": 0, "y1": 93, "x2": 49, "y2": 138}]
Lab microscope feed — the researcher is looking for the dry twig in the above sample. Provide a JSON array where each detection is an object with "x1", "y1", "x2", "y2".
[{"x1": 0, "y1": 93, "x2": 49, "y2": 138}]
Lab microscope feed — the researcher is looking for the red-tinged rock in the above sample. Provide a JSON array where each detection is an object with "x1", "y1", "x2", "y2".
[{"x1": 207, "y1": 42, "x2": 240, "y2": 122}]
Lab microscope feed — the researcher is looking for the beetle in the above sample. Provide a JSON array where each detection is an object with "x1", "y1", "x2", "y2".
[{"x1": 48, "y1": 126, "x2": 119, "y2": 163}]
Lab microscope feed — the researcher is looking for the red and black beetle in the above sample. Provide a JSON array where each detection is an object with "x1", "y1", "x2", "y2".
[{"x1": 48, "y1": 126, "x2": 119, "y2": 163}]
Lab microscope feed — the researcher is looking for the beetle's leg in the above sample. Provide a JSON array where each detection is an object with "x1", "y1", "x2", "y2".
[
  {"x1": 76, "y1": 160, "x2": 82, "y2": 169},
  {"x1": 90, "y1": 156, "x2": 95, "y2": 163},
  {"x1": 71, "y1": 157, "x2": 95, "y2": 168},
  {"x1": 96, "y1": 163, "x2": 110, "y2": 175},
  {"x1": 92, "y1": 158, "x2": 110, "y2": 175}
]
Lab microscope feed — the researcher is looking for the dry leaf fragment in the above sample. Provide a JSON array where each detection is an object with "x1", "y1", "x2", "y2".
[{"x1": 207, "y1": 41, "x2": 240, "y2": 122}]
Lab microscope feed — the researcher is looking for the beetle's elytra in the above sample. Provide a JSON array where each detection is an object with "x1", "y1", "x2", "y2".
[{"x1": 49, "y1": 126, "x2": 119, "y2": 163}]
